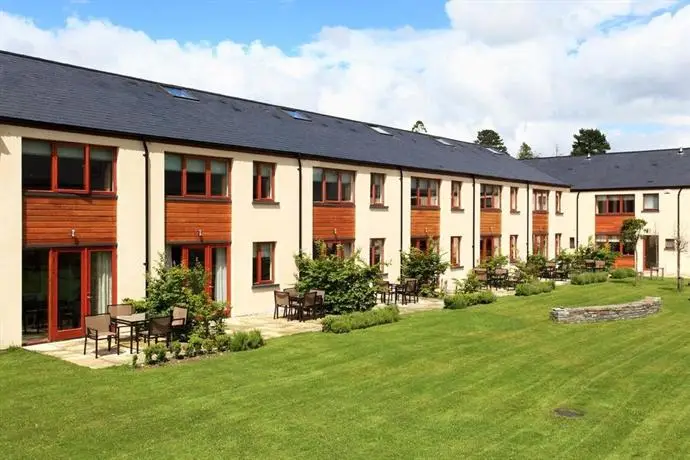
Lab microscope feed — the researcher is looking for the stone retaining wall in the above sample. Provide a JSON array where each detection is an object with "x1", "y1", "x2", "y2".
[{"x1": 551, "y1": 297, "x2": 661, "y2": 324}]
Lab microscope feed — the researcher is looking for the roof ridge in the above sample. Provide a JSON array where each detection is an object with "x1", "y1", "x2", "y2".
[{"x1": 527, "y1": 146, "x2": 690, "y2": 161}]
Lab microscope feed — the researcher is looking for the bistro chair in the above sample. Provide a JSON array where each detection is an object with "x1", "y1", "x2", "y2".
[
  {"x1": 312, "y1": 289, "x2": 326, "y2": 318},
  {"x1": 404, "y1": 278, "x2": 419, "y2": 303},
  {"x1": 493, "y1": 268, "x2": 509, "y2": 289},
  {"x1": 171, "y1": 306, "x2": 188, "y2": 328},
  {"x1": 140, "y1": 316, "x2": 173, "y2": 347},
  {"x1": 108, "y1": 304, "x2": 133, "y2": 339},
  {"x1": 474, "y1": 269, "x2": 489, "y2": 290},
  {"x1": 301, "y1": 291, "x2": 318, "y2": 321},
  {"x1": 377, "y1": 280, "x2": 391, "y2": 304},
  {"x1": 594, "y1": 260, "x2": 606, "y2": 271},
  {"x1": 83, "y1": 313, "x2": 119, "y2": 358},
  {"x1": 274, "y1": 291, "x2": 291, "y2": 319}
]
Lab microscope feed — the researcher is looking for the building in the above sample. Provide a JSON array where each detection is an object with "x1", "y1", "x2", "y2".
[
  {"x1": 0, "y1": 51, "x2": 570, "y2": 348},
  {"x1": 527, "y1": 148, "x2": 690, "y2": 275}
]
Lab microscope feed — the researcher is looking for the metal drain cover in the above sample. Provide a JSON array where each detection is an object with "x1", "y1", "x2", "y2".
[{"x1": 554, "y1": 408, "x2": 584, "y2": 418}]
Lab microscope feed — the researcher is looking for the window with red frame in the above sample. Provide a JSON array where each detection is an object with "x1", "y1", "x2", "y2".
[
  {"x1": 313, "y1": 168, "x2": 354, "y2": 202},
  {"x1": 312, "y1": 240, "x2": 354, "y2": 259},
  {"x1": 370, "y1": 239, "x2": 385, "y2": 267},
  {"x1": 533, "y1": 233, "x2": 548, "y2": 256},
  {"x1": 480, "y1": 236, "x2": 500, "y2": 261},
  {"x1": 167, "y1": 244, "x2": 229, "y2": 302},
  {"x1": 411, "y1": 237, "x2": 438, "y2": 252},
  {"x1": 165, "y1": 153, "x2": 229, "y2": 198},
  {"x1": 510, "y1": 187, "x2": 518, "y2": 212},
  {"x1": 253, "y1": 162, "x2": 275, "y2": 201},
  {"x1": 555, "y1": 191, "x2": 563, "y2": 213},
  {"x1": 595, "y1": 194, "x2": 635, "y2": 214},
  {"x1": 480, "y1": 184, "x2": 501, "y2": 209},
  {"x1": 22, "y1": 139, "x2": 116, "y2": 193},
  {"x1": 533, "y1": 189, "x2": 549, "y2": 211},
  {"x1": 509, "y1": 234, "x2": 518, "y2": 262},
  {"x1": 253, "y1": 242, "x2": 275, "y2": 285},
  {"x1": 450, "y1": 236, "x2": 461, "y2": 267},
  {"x1": 555, "y1": 233, "x2": 562, "y2": 256},
  {"x1": 411, "y1": 177, "x2": 440, "y2": 207},
  {"x1": 595, "y1": 234, "x2": 634, "y2": 256},
  {"x1": 370, "y1": 173, "x2": 385, "y2": 205},
  {"x1": 451, "y1": 181, "x2": 462, "y2": 209}
]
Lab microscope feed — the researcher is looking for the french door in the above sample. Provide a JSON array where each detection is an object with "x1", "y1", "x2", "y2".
[{"x1": 50, "y1": 248, "x2": 115, "y2": 341}]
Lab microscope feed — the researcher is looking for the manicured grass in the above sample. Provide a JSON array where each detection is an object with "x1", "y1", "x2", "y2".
[{"x1": 3, "y1": 280, "x2": 690, "y2": 458}]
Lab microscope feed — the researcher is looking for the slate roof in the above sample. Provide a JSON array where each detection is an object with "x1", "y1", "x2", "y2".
[
  {"x1": 0, "y1": 50, "x2": 565, "y2": 186},
  {"x1": 525, "y1": 148, "x2": 690, "y2": 191}
]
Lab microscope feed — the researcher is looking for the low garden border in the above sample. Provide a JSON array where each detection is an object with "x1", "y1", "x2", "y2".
[{"x1": 551, "y1": 297, "x2": 661, "y2": 324}]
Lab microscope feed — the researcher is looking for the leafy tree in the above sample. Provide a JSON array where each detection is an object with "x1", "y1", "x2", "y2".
[
  {"x1": 400, "y1": 240, "x2": 450, "y2": 298},
  {"x1": 571, "y1": 128, "x2": 611, "y2": 156},
  {"x1": 475, "y1": 129, "x2": 507, "y2": 153},
  {"x1": 517, "y1": 142, "x2": 535, "y2": 159},
  {"x1": 620, "y1": 218, "x2": 647, "y2": 285},
  {"x1": 411, "y1": 120, "x2": 427, "y2": 133}
]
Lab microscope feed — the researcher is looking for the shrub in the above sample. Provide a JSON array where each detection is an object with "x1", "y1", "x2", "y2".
[
  {"x1": 295, "y1": 243, "x2": 382, "y2": 314},
  {"x1": 455, "y1": 271, "x2": 483, "y2": 294},
  {"x1": 515, "y1": 280, "x2": 555, "y2": 296},
  {"x1": 186, "y1": 335, "x2": 203, "y2": 357},
  {"x1": 143, "y1": 343, "x2": 168, "y2": 365},
  {"x1": 171, "y1": 341, "x2": 183, "y2": 359},
  {"x1": 443, "y1": 291, "x2": 497, "y2": 310},
  {"x1": 573, "y1": 239, "x2": 618, "y2": 271},
  {"x1": 131, "y1": 354, "x2": 138, "y2": 369},
  {"x1": 202, "y1": 338, "x2": 216, "y2": 355},
  {"x1": 400, "y1": 241, "x2": 450, "y2": 298},
  {"x1": 571, "y1": 272, "x2": 609, "y2": 285},
  {"x1": 479, "y1": 254, "x2": 509, "y2": 272},
  {"x1": 230, "y1": 331, "x2": 251, "y2": 352},
  {"x1": 247, "y1": 330, "x2": 265, "y2": 349},
  {"x1": 322, "y1": 305, "x2": 400, "y2": 333},
  {"x1": 215, "y1": 333, "x2": 231, "y2": 352},
  {"x1": 610, "y1": 268, "x2": 636, "y2": 279}
]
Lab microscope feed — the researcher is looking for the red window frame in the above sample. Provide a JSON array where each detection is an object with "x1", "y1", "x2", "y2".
[
  {"x1": 480, "y1": 184, "x2": 501, "y2": 209},
  {"x1": 533, "y1": 233, "x2": 548, "y2": 256},
  {"x1": 370, "y1": 173, "x2": 385, "y2": 205},
  {"x1": 166, "y1": 153, "x2": 231, "y2": 199},
  {"x1": 533, "y1": 189, "x2": 549, "y2": 212},
  {"x1": 451, "y1": 181, "x2": 462, "y2": 209},
  {"x1": 509, "y1": 235, "x2": 518, "y2": 262},
  {"x1": 253, "y1": 242, "x2": 275, "y2": 285},
  {"x1": 479, "y1": 236, "x2": 500, "y2": 261},
  {"x1": 595, "y1": 235, "x2": 634, "y2": 256},
  {"x1": 555, "y1": 233, "x2": 562, "y2": 256},
  {"x1": 23, "y1": 139, "x2": 118, "y2": 195},
  {"x1": 411, "y1": 237, "x2": 438, "y2": 252},
  {"x1": 555, "y1": 191, "x2": 563, "y2": 214},
  {"x1": 369, "y1": 239, "x2": 385, "y2": 267},
  {"x1": 168, "y1": 244, "x2": 231, "y2": 301},
  {"x1": 510, "y1": 187, "x2": 518, "y2": 212},
  {"x1": 253, "y1": 162, "x2": 276, "y2": 201},
  {"x1": 450, "y1": 236, "x2": 461, "y2": 267},
  {"x1": 314, "y1": 168, "x2": 354, "y2": 203},
  {"x1": 411, "y1": 177, "x2": 440, "y2": 208},
  {"x1": 595, "y1": 194, "x2": 635, "y2": 215}
]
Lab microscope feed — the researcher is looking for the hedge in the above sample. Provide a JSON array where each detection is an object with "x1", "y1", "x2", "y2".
[
  {"x1": 610, "y1": 268, "x2": 636, "y2": 279},
  {"x1": 571, "y1": 272, "x2": 609, "y2": 285},
  {"x1": 515, "y1": 280, "x2": 555, "y2": 296},
  {"x1": 443, "y1": 291, "x2": 497, "y2": 310},
  {"x1": 322, "y1": 305, "x2": 400, "y2": 333}
]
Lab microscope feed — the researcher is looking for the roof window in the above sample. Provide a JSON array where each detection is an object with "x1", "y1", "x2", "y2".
[
  {"x1": 282, "y1": 109, "x2": 312, "y2": 121},
  {"x1": 369, "y1": 126, "x2": 392, "y2": 135},
  {"x1": 162, "y1": 86, "x2": 198, "y2": 100},
  {"x1": 435, "y1": 138, "x2": 453, "y2": 146}
]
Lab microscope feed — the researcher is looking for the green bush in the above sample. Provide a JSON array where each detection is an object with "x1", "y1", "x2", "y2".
[
  {"x1": 455, "y1": 271, "x2": 483, "y2": 294},
  {"x1": 247, "y1": 330, "x2": 265, "y2": 349},
  {"x1": 202, "y1": 338, "x2": 215, "y2": 355},
  {"x1": 571, "y1": 272, "x2": 609, "y2": 285},
  {"x1": 295, "y1": 243, "x2": 382, "y2": 314},
  {"x1": 400, "y1": 241, "x2": 450, "y2": 298},
  {"x1": 186, "y1": 335, "x2": 203, "y2": 357},
  {"x1": 230, "y1": 331, "x2": 251, "y2": 352},
  {"x1": 515, "y1": 280, "x2": 555, "y2": 296},
  {"x1": 573, "y1": 239, "x2": 618, "y2": 271},
  {"x1": 171, "y1": 341, "x2": 183, "y2": 359},
  {"x1": 610, "y1": 268, "x2": 636, "y2": 279},
  {"x1": 443, "y1": 291, "x2": 497, "y2": 310},
  {"x1": 322, "y1": 305, "x2": 400, "y2": 333},
  {"x1": 143, "y1": 343, "x2": 168, "y2": 365},
  {"x1": 215, "y1": 333, "x2": 231, "y2": 352}
]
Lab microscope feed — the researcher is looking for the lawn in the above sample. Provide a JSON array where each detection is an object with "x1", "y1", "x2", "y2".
[{"x1": 2, "y1": 279, "x2": 690, "y2": 459}]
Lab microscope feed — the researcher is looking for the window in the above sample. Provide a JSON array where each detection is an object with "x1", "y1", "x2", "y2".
[
  {"x1": 533, "y1": 234, "x2": 548, "y2": 257},
  {"x1": 509, "y1": 235, "x2": 518, "y2": 262},
  {"x1": 162, "y1": 86, "x2": 198, "y2": 100},
  {"x1": 643, "y1": 193, "x2": 659, "y2": 211},
  {"x1": 253, "y1": 162, "x2": 275, "y2": 201},
  {"x1": 21, "y1": 139, "x2": 116, "y2": 193},
  {"x1": 313, "y1": 168, "x2": 354, "y2": 203},
  {"x1": 480, "y1": 184, "x2": 501, "y2": 209},
  {"x1": 509, "y1": 187, "x2": 518, "y2": 212},
  {"x1": 596, "y1": 194, "x2": 635, "y2": 215},
  {"x1": 595, "y1": 235, "x2": 633, "y2": 256},
  {"x1": 164, "y1": 153, "x2": 229, "y2": 198},
  {"x1": 665, "y1": 239, "x2": 676, "y2": 250},
  {"x1": 282, "y1": 109, "x2": 312, "y2": 121},
  {"x1": 480, "y1": 236, "x2": 500, "y2": 261},
  {"x1": 369, "y1": 126, "x2": 392, "y2": 135},
  {"x1": 554, "y1": 235, "x2": 561, "y2": 255},
  {"x1": 556, "y1": 191, "x2": 563, "y2": 214},
  {"x1": 370, "y1": 174, "x2": 385, "y2": 205},
  {"x1": 450, "y1": 236, "x2": 461, "y2": 267},
  {"x1": 533, "y1": 189, "x2": 549, "y2": 212},
  {"x1": 313, "y1": 241, "x2": 354, "y2": 259},
  {"x1": 253, "y1": 242, "x2": 275, "y2": 285},
  {"x1": 165, "y1": 245, "x2": 228, "y2": 302},
  {"x1": 411, "y1": 238, "x2": 438, "y2": 252},
  {"x1": 370, "y1": 239, "x2": 385, "y2": 267},
  {"x1": 410, "y1": 178, "x2": 440, "y2": 207},
  {"x1": 451, "y1": 181, "x2": 462, "y2": 209},
  {"x1": 569, "y1": 237, "x2": 576, "y2": 249}
]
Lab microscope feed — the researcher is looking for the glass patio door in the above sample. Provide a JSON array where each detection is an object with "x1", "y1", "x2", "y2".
[
  {"x1": 53, "y1": 250, "x2": 84, "y2": 340},
  {"x1": 644, "y1": 236, "x2": 659, "y2": 269}
]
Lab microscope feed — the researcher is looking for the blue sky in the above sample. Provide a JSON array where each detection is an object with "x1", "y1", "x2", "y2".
[{"x1": 0, "y1": 0, "x2": 450, "y2": 51}]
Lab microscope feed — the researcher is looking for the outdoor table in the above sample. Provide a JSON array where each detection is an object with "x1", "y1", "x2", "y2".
[
  {"x1": 114, "y1": 313, "x2": 147, "y2": 354},
  {"x1": 287, "y1": 294, "x2": 304, "y2": 321},
  {"x1": 648, "y1": 267, "x2": 664, "y2": 279}
]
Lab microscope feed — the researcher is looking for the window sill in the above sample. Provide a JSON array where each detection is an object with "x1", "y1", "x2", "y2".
[
  {"x1": 641, "y1": 209, "x2": 659, "y2": 213},
  {"x1": 450, "y1": 265, "x2": 464, "y2": 270},
  {"x1": 664, "y1": 247, "x2": 676, "y2": 251},
  {"x1": 451, "y1": 207, "x2": 465, "y2": 213},
  {"x1": 510, "y1": 210, "x2": 520, "y2": 215},
  {"x1": 480, "y1": 207, "x2": 501, "y2": 212},
  {"x1": 24, "y1": 190, "x2": 117, "y2": 200},
  {"x1": 369, "y1": 204, "x2": 389, "y2": 210},
  {"x1": 166, "y1": 195, "x2": 231, "y2": 203},
  {"x1": 532, "y1": 210, "x2": 548, "y2": 214},
  {"x1": 555, "y1": 212, "x2": 564, "y2": 216},
  {"x1": 313, "y1": 201, "x2": 355, "y2": 208},
  {"x1": 411, "y1": 205, "x2": 440, "y2": 210},
  {"x1": 253, "y1": 200, "x2": 280, "y2": 207},
  {"x1": 252, "y1": 282, "x2": 279, "y2": 290},
  {"x1": 595, "y1": 213, "x2": 635, "y2": 216}
]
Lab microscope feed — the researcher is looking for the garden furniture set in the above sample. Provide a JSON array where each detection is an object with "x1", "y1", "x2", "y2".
[{"x1": 274, "y1": 288, "x2": 326, "y2": 321}]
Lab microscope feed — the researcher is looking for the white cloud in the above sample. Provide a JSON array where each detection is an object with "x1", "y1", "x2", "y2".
[{"x1": 0, "y1": 0, "x2": 689, "y2": 157}]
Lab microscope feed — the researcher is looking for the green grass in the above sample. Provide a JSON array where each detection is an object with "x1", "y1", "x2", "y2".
[{"x1": 2, "y1": 279, "x2": 690, "y2": 459}]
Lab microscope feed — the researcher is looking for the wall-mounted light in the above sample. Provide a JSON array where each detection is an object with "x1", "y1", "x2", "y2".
[
  {"x1": 332, "y1": 228, "x2": 337, "y2": 237},
  {"x1": 70, "y1": 229, "x2": 76, "y2": 238},
  {"x1": 197, "y1": 229, "x2": 203, "y2": 238}
]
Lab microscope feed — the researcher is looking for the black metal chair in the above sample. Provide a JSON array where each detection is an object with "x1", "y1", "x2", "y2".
[
  {"x1": 140, "y1": 316, "x2": 173, "y2": 347},
  {"x1": 301, "y1": 292, "x2": 318, "y2": 321},
  {"x1": 274, "y1": 291, "x2": 291, "y2": 319},
  {"x1": 83, "y1": 313, "x2": 119, "y2": 358}
]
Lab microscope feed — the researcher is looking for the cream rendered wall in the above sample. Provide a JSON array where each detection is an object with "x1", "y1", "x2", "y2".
[
  {"x1": 501, "y1": 182, "x2": 529, "y2": 261},
  {"x1": 0, "y1": 126, "x2": 23, "y2": 348},
  {"x1": 439, "y1": 175, "x2": 474, "y2": 290},
  {"x1": 548, "y1": 188, "x2": 572, "y2": 259}
]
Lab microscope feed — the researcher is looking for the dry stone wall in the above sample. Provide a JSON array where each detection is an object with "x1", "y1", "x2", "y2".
[{"x1": 551, "y1": 297, "x2": 661, "y2": 324}]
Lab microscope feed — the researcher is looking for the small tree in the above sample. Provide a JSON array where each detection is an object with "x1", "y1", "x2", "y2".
[
  {"x1": 517, "y1": 142, "x2": 535, "y2": 159},
  {"x1": 411, "y1": 120, "x2": 428, "y2": 133},
  {"x1": 620, "y1": 218, "x2": 647, "y2": 285},
  {"x1": 673, "y1": 229, "x2": 689, "y2": 291},
  {"x1": 475, "y1": 129, "x2": 507, "y2": 153},
  {"x1": 400, "y1": 240, "x2": 450, "y2": 297},
  {"x1": 571, "y1": 128, "x2": 611, "y2": 156}
]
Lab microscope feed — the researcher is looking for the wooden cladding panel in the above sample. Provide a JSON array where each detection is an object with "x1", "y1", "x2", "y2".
[
  {"x1": 166, "y1": 200, "x2": 231, "y2": 243},
  {"x1": 24, "y1": 196, "x2": 116, "y2": 245},
  {"x1": 313, "y1": 206, "x2": 355, "y2": 240},
  {"x1": 480, "y1": 210, "x2": 501, "y2": 236},
  {"x1": 411, "y1": 208, "x2": 440, "y2": 238},
  {"x1": 595, "y1": 215, "x2": 630, "y2": 234},
  {"x1": 532, "y1": 212, "x2": 549, "y2": 234},
  {"x1": 615, "y1": 255, "x2": 635, "y2": 268}
]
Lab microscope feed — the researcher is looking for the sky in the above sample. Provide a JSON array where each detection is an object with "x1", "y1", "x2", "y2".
[{"x1": 0, "y1": 0, "x2": 689, "y2": 156}]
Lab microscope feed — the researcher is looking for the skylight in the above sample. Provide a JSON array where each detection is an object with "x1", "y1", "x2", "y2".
[
  {"x1": 162, "y1": 86, "x2": 198, "y2": 100},
  {"x1": 435, "y1": 138, "x2": 453, "y2": 146},
  {"x1": 370, "y1": 126, "x2": 392, "y2": 135},
  {"x1": 282, "y1": 109, "x2": 312, "y2": 121}
]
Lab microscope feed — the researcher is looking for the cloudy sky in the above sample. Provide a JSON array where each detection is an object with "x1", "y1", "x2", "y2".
[{"x1": 1, "y1": 0, "x2": 689, "y2": 156}]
